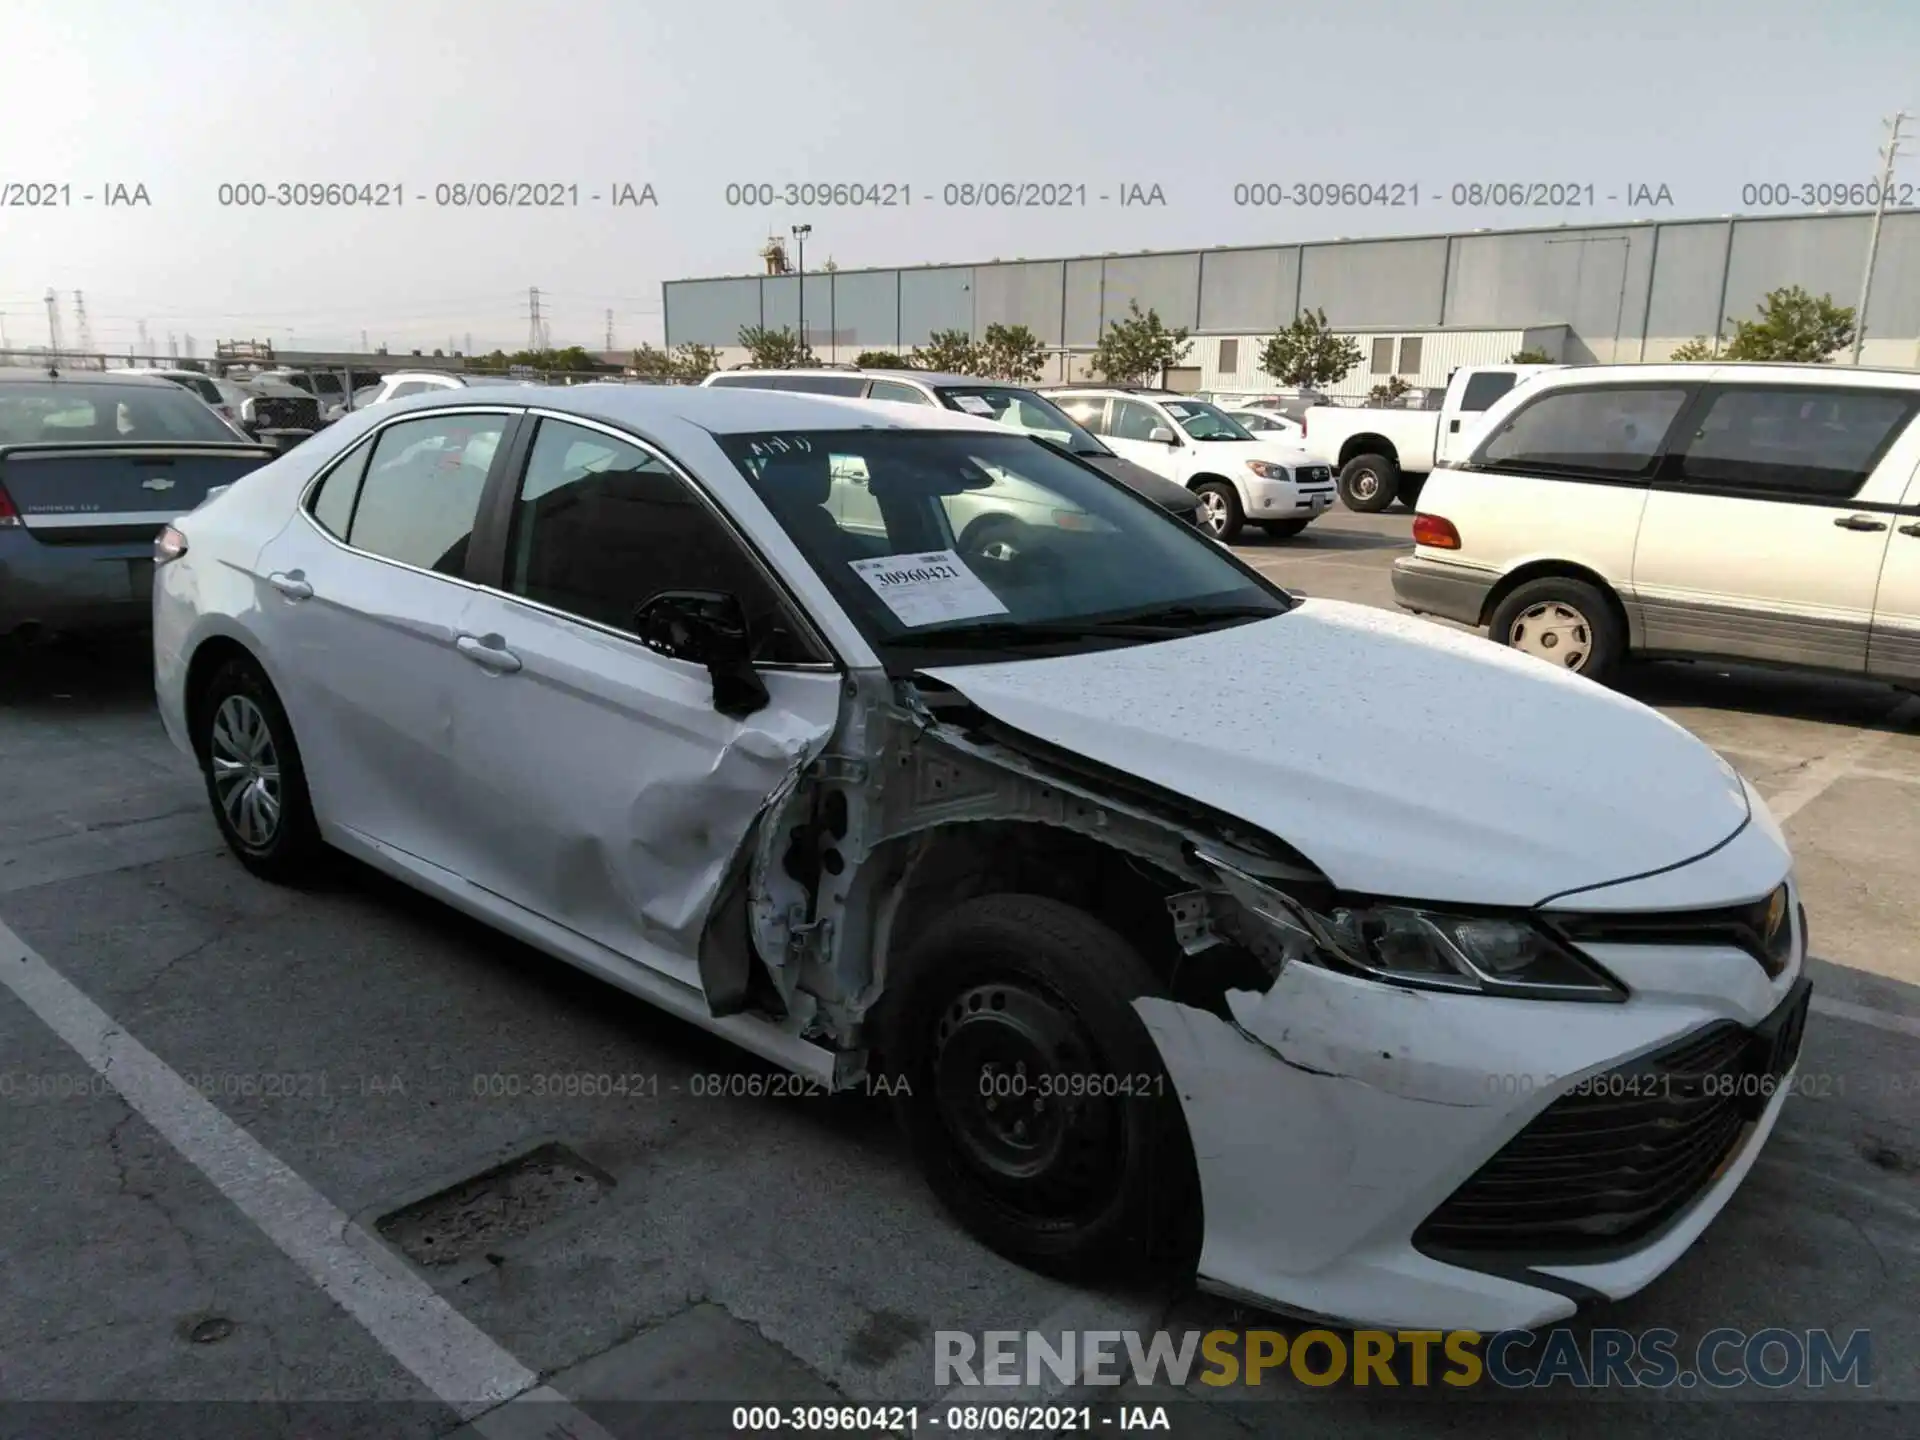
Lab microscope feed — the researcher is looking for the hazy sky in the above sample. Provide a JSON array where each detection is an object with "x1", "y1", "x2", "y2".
[{"x1": 3, "y1": 0, "x2": 1916, "y2": 356}]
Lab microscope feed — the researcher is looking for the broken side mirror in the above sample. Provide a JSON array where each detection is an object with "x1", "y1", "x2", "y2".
[{"x1": 632, "y1": 589, "x2": 770, "y2": 720}]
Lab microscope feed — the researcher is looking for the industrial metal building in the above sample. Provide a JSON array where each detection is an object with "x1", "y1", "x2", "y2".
[{"x1": 662, "y1": 209, "x2": 1920, "y2": 396}]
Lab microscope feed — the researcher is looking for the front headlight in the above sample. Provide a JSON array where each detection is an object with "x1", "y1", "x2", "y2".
[
  {"x1": 1245, "y1": 459, "x2": 1291, "y2": 480},
  {"x1": 1203, "y1": 855, "x2": 1625, "y2": 1002}
]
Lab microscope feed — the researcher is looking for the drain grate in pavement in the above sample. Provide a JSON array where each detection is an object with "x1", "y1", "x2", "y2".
[{"x1": 374, "y1": 1142, "x2": 614, "y2": 1269}]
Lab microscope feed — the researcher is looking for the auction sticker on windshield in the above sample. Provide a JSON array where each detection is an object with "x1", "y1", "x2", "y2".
[
  {"x1": 849, "y1": 549, "x2": 1009, "y2": 627},
  {"x1": 952, "y1": 395, "x2": 995, "y2": 416}
]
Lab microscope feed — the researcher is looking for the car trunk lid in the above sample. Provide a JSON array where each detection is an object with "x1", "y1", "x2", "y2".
[{"x1": 0, "y1": 443, "x2": 278, "y2": 544}]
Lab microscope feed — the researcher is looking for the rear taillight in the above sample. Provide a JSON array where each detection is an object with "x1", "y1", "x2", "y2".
[
  {"x1": 1411, "y1": 513, "x2": 1461, "y2": 549},
  {"x1": 0, "y1": 481, "x2": 18, "y2": 528},
  {"x1": 154, "y1": 525, "x2": 189, "y2": 563}
]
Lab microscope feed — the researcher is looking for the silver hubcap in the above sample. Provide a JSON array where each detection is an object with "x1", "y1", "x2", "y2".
[
  {"x1": 1350, "y1": 470, "x2": 1380, "y2": 500},
  {"x1": 1508, "y1": 601, "x2": 1592, "y2": 670},
  {"x1": 1198, "y1": 491, "x2": 1230, "y2": 534},
  {"x1": 210, "y1": 694, "x2": 283, "y2": 848}
]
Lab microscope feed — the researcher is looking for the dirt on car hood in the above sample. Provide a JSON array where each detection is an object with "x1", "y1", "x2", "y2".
[{"x1": 916, "y1": 597, "x2": 1751, "y2": 908}]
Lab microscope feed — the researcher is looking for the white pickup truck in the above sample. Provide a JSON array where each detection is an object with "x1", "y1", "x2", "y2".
[{"x1": 1302, "y1": 363, "x2": 1561, "y2": 512}]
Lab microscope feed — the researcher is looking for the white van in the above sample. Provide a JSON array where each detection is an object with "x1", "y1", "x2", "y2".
[{"x1": 1391, "y1": 363, "x2": 1920, "y2": 687}]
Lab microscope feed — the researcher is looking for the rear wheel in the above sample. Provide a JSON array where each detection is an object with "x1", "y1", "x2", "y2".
[
  {"x1": 1191, "y1": 481, "x2": 1245, "y2": 542},
  {"x1": 193, "y1": 656, "x2": 325, "y2": 882},
  {"x1": 1487, "y1": 576, "x2": 1624, "y2": 683},
  {"x1": 1258, "y1": 519, "x2": 1310, "y2": 539},
  {"x1": 878, "y1": 894, "x2": 1199, "y2": 1279},
  {"x1": 1339, "y1": 452, "x2": 1399, "y2": 513}
]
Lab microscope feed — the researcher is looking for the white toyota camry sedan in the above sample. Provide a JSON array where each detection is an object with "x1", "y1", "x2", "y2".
[{"x1": 152, "y1": 383, "x2": 1810, "y2": 1330}]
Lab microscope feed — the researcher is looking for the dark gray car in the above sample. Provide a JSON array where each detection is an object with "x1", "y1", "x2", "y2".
[{"x1": 0, "y1": 369, "x2": 277, "y2": 639}]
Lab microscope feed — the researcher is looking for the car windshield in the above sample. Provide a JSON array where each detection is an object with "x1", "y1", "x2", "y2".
[
  {"x1": 935, "y1": 387, "x2": 1106, "y2": 455},
  {"x1": 1160, "y1": 399, "x2": 1254, "y2": 441},
  {"x1": 0, "y1": 381, "x2": 245, "y2": 444},
  {"x1": 715, "y1": 428, "x2": 1288, "y2": 670}
]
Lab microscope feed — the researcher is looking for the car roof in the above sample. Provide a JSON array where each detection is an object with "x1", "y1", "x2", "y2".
[
  {"x1": 708, "y1": 368, "x2": 1050, "y2": 391},
  {"x1": 1519, "y1": 361, "x2": 1920, "y2": 393},
  {"x1": 376, "y1": 381, "x2": 1022, "y2": 436},
  {"x1": 0, "y1": 367, "x2": 177, "y2": 387}
]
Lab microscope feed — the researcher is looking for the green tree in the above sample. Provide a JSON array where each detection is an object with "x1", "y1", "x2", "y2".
[
  {"x1": 1670, "y1": 336, "x2": 1719, "y2": 361},
  {"x1": 976, "y1": 323, "x2": 1047, "y2": 382},
  {"x1": 854, "y1": 349, "x2": 912, "y2": 368},
  {"x1": 1723, "y1": 286, "x2": 1855, "y2": 362},
  {"x1": 1367, "y1": 376, "x2": 1413, "y2": 405},
  {"x1": 1508, "y1": 347, "x2": 1555, "y2": 364},
  {"x1": 1256, "y1": 308, "x2": 1360, "y2": 388},
  {"x1": 912, "y1": 329, "x2": 979, "y2": 373},
  {"x1": 629, "y1": 343, "x2": 676, "y2": 378},
  {"x1": 669, "y1": 342, "x2": 719, "y2": 382},
  {"x1": 1089, "y1": 301, "x2": 1191, "y2": 385},
  {"x1": 738, "y1": 325, "x2": 810, "y2": 368}
]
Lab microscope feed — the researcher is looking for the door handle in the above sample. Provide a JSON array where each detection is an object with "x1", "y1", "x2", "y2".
[
  {"x1": 1448, "y1": 419, "x2": 1461, "y2": 433},
  {"x1": 1899, "y1": 522, "x2": 1920, "y2": 537},
  {"x1": 455, "y1": 633, "x2": 522, "y2": 673},
  {"x1": 1833, "y1": 514, "x2": 1888, "y2": 531},
  {"x1": 267, "y1": 571, "x2": 313, "y2": 600}
]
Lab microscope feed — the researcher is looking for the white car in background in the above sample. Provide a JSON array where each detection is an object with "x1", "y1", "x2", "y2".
[
  {"x1": 1393, "y1": 361, "x2": 1920, "y2": 687},
  {"x1": 1045, "y1": 387, "x2": 1335, "y2": 541},
  {"x1": 151, "y1": 383, "x2": 1810, "y2": 1331},
  {"x1": 1227, "y1": 407, "x2": 1305, "y2": 442}
]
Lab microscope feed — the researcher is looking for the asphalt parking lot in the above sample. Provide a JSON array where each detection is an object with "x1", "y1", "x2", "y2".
[{"x1": 2, "y1": 507, "x2": 1918, "y2": 1439}]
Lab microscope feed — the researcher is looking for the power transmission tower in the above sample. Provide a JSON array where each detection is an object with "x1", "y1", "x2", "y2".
[
  {"x1": 528, "y1": 288, "x2": 543, "y2": 352},
  {"x1": 185, "y1": 335, "x2": 196, "y2": 359},
  {"x1": 73, "y1": 290, "x2": 93, "y2": 355},
  {"x1": 168, "y1": 333, "x2": 179, "y2": 359},
  {"x1": 138, "y1": 319, "x2": 150, "y2": 358},
  {"x1": 464, "y1": 332, "x2": 473, "y2": 355},
  {"x1": 44, "y1": 289, "x2": 63, "y2": 359},
  {"x1": 1852, "y1": 110, "x2": 1910, "y2": 365},
  {"x1": 361, "y1": 329, "x2": 370, "y2": 351},
  {"x1": 605, "y1": 309, "x2": 615, "y2": 351}
]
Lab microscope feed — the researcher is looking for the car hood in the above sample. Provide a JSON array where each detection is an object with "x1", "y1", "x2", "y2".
[
  {"x1": 916, "y1": 598, "x2": 1752, "y2": 908},
  {"x1": 1187, "y1": 436, "x2": 1317, "y2": 466},
  {"x1": 1075, "y1": 452, "x2": 1200, "y2": 511}
]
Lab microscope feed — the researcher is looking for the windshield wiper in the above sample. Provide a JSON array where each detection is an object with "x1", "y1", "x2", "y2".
[{"x1": 892, "y1": 603, "x2": 1284, "y2": 650}]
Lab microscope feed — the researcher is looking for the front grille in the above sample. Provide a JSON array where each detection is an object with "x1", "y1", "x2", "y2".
[
  {"x1": 1415, "y1": 978, "x2": 1811, "y2": 1259},
  {"x1": 1298, "y1": 465, "x2": 1333, "y2": 486},
  {"x1": 251, "y1": 395, "x2": 320, "y2": 430}
]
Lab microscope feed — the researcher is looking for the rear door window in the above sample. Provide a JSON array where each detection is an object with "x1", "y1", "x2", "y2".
[
  {"x1": 343, "y1": 413, "x2": 508, "y2": 574},
  {"x1": 1056, "y1": 398, "x2": 1108, "y2": 435},
  {"x1": 1478, "y1": 385, "x2": 1691, "y2": 479},
  {"x1": 1669, "y1": 386, "x2": 1918, "y2": 501}
]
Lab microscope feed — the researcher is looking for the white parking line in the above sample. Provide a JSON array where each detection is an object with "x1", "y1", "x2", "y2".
[
  {"x1": 0, "y1": 916, "x2": 615, "y2": 1440},
  {"x1": 1811, "y1": 994, "x2": 1920, "y2": 1041},
  {"x1": 1763, "y1": 694, "x2": 1920, "y2": 824}
]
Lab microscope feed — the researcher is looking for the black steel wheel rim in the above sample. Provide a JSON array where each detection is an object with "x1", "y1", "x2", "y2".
[{"x1": 930, "y1": 979, "x2": 1124, "y2": 1222}]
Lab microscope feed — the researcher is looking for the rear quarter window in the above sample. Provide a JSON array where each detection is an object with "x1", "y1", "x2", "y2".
[{"x1": 1477, "y1": 385, "x2": 1691, "y2": 479}]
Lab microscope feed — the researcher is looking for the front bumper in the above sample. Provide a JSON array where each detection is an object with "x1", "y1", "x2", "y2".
[
  {"x1": 1133, "y1": 863, "x2": 1807, "y2": 1331},
  {"x1": 1244, "y1": 474, "x2": 1337, "y2": 520},
  {"x1": 1391, "y1": 555, "x2": 1497, "y2": 627}
]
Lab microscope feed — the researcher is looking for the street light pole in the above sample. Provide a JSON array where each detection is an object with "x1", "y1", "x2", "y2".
[
  {"x1": 792, "y1": 223, "x2": 812, "y2": 362},
  {"x1": 1852, "y1": 110, "x2": 1909, "y2": 366}
]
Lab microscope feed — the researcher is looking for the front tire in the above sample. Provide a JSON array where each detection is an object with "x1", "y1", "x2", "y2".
[
  {"x1": 194, "y1": 656, "x2": 324, "y2": 882},
  {"x1": 1487, "y1": 576, "x2": 1624, "y2": 683},
  {"x1": 1339, "y1": 452, "x2": 1399, "y2": 513},
  {"x1": 878, "y1": 894, "x2": 1199, "y2": 1280},
  {"x1": 1191, "y1": 481, "x2": 1245, "y2": 542}
]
